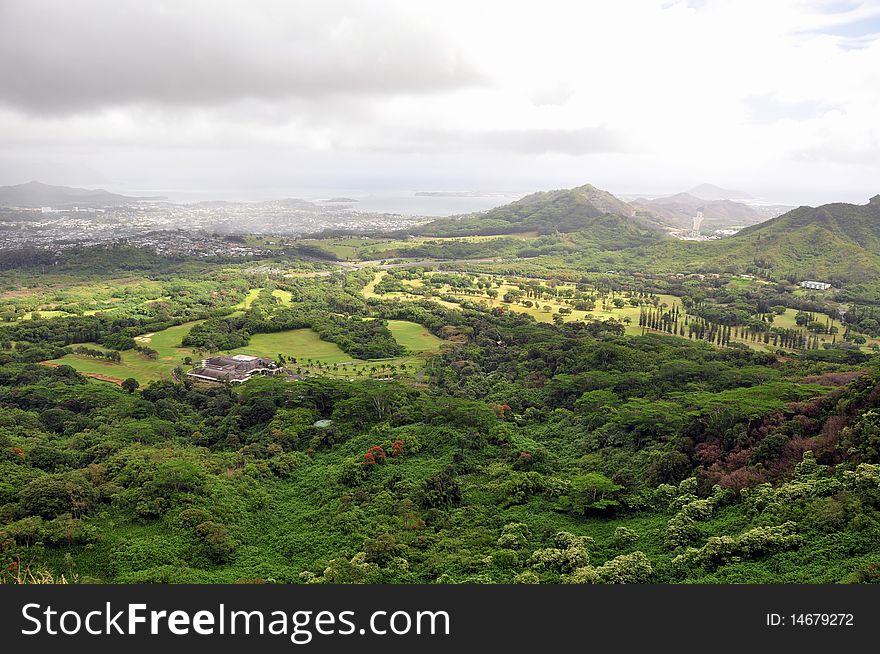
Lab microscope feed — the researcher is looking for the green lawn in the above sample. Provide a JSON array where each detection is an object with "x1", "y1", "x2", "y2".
[
  {"x1": 229, "y1": 328, "x2": 352, "y2": 364},
  {"x1": 51, "y1": 322, "x2": 202, "y2": 384},
  {"x1": 48, "y1": 316, "x2": 445, "y2": 384},
  {"x1": 229, "y1": 328, "x2": 430, "y2": 379},
  {"x1": 234, "y1": 288, "x2": 262, "y2": 310},
  {"x1": 387, "y1": 320, "x2": 444, "y2": 352},
  {"x1": 361, "y1": 270, "x2": 387, "y2": 299},
  {"x1": 21, "y1": 310, "x2": 72, "y2": 320}
]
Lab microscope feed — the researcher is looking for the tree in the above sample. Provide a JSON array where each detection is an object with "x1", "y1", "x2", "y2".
[
  {"x1": 19, "y1": 473, "x2": 96, "y2": 518},
  {"x1": 363, "y1": 533, "x2": 403, "y2": 565},
  {"x1": 195, "y1": 521, "x2": 236, "y2": 563},
  {"x1": 418, "y1": 466, "x2": 462, "y2": 509},
  {"x1": 153, "y1": 460, "x2": 204, "y2": 494},
  {"x1": 646, "y1": 451, "x2": 692, "y2": 486},
  {"x1": 122, "y1": 377, "x2": 140, "y2": 393},
  {"x1": 569, "y1": 551, "x2": 654, "y2": 584},
  {"x1": 568, "y1": 473, "x2": 623, "y2": 513}
]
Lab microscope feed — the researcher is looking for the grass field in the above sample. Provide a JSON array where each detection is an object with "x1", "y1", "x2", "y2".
[
  {"x1": 21, "y1": 310, "x2": 72, "y2": 320},
  {"x1": 229, "y1": 327, "x2": 433, "y2": 379},
  {"x1": 360, "y1": 270, "x2": 680, "y2": 336},
  {"x1": 361, "y1": 270, "x2": 387, "y2": 298},
  {"x1": 297, "y1": 238, "x2": 367, "y2": 260},
  {"x1": 50, "y1": 317, "x2": 445, "y2": 384},
  {"x1": 386, "y1": 320, "x2": 444, "y2": 352},
  {"x1": 272, "y1": 289, "x2": 293, "y2": 304},
  {"x1": 360, "y1": 268, "x2": 878, "y2": 351},
  {"x1": 229, "y1": 328, "x2": 351, "y2": 364},
  {"x1": 51, "y1": 322, "x2": 202, "y2": 384},
  {"x1": 234, "y1": 288, "x2": 262, "y2": 310}
]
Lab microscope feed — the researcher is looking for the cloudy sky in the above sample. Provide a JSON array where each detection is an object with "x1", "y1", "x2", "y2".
[{"x1": 0, "y1": 0, "x2": 879, "y2": 204}]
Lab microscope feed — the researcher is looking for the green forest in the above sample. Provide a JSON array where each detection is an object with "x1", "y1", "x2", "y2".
[
  {"x1": 0, "y1": 238, "x2": 880, "y2": 583},
  {"x1": 1, "y1": 193, "x2": 880, "y2": 585}
]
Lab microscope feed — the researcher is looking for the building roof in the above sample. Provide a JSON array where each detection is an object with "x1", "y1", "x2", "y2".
[{"x1": 188, "y1": 354, "x2": 279, "y2": 383}]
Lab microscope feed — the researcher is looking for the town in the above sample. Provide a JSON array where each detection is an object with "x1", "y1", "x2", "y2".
[{"x1": 0, "y1": 198, "x2": 428, "y2": 252}]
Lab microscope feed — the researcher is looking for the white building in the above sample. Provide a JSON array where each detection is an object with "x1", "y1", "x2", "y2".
[{"x1": 800, "y1": 280, "x2": 831, "y2": 291}]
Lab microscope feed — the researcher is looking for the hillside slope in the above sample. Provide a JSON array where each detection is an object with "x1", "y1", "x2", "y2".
[
  {"x1": 632, "y1": 192, "x2": 765, "y2": 229},
  {"x1": 414, "y1": 183, "x2": 666, "y2": 247},
  {"x1": 612, "y1": 196, "x2": 880, "y2": 297}
]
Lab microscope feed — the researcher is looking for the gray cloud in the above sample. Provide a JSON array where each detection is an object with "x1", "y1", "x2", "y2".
[{"x1": 0, "y1": 0, "x2": 484, "y2": 115}]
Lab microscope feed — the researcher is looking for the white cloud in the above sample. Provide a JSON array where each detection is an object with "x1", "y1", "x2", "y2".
[{"x1": 0, "y1": 0, "x2": 878, "y2": 202}]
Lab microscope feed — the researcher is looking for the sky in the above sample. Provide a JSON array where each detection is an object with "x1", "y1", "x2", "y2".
[{"x1": 0, "y1": 0, "x2": 879, "y2": 205}]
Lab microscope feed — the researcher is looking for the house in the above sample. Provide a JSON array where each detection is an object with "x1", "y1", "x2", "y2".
[
  {"x1": 186, "y1": 354, "x2": 281, "y2": 383},
  {"x1": 800, "y1": 280, "x2": 832, "y2": 291}
]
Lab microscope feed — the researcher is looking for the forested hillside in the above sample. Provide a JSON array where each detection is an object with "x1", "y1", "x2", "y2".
[
  {"x1": 658, "y1": 195, "x2": 880, "y2": 296},
  {"x1": 1, "y1": 263, "x2": 879, "y2": 584},
  {"x1": 415, "y1": 184, "x2": 665, "y2": 241}
]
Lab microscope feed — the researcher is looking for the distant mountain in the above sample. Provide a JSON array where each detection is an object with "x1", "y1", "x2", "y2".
[
  {"x1": 0, "y1": 181, "x2": 161, "y2": 207},
  {"x1": 661, "y1": 195, "x2": 880, "y2": 293},
  {"x1": 415, "y1": 183, "x2": 666, "y2": 240},
  {"x1": 631, "y1": 192, "x2": 765, "y2": 229},
  {"x1": 688, "y1": 183, "x2": 753, "y2": 201}
]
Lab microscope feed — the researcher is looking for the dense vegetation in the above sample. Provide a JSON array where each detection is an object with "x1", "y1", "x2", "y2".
[
  {"x1": 414, "y1": 184, "x2": 664, "y2": 241},
  {"x1": 1, "y1": 270, "x2": 878, "y2": 583},
  {"x1": 2, "y1": 190, "x2": 880, "y2": 584}
]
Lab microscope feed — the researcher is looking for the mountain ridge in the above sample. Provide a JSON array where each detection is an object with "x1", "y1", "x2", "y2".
[
  {"x1": 631, "y1": 192, "x2": 765, "y2": 229},
  {"x1": 0, "y1": 181, "x2": 162, "y2": 207},
  {"x1": 414, "y1": 183, "x2": 665, "y2": 236}
]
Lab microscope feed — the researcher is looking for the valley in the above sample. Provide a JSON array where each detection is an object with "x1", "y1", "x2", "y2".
[{"x1": 1, "y1": 184, "x2": 879, "y2": 586}]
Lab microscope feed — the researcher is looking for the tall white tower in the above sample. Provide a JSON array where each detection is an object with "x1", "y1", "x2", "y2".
[{"x1": 692, "y1": 210, "x2": 704, "y2": 235}]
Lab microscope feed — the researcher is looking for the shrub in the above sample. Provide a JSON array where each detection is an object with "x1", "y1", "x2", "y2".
[
  {"x1": 567, "y1": 551, "x2": 653, "y2": 584},
  {"x1": 530, "y1": 532, "x2": 591, "y2": 573},
  {"x1": 195, "y1": 521, "x2": 236, "y2": 563},
  {"x1": 610, "y1": 526, "x2": 638, "y2": 549},
  {"x1": 497, "y1": 522, "x2": 531, "y2": 549},
  {"x1": 178, "y1": 507, "x2": 212, "y2": 529},
  {"x1": 672, "y1": 522, "x2": 801, "y2": 570}
]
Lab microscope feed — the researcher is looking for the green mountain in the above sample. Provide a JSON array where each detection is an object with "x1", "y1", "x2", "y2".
[
  {"x1": 737, "y1": 196, "x2": 880, "y2": 246},
  {"x1": 414, "y1": 183, "x2": 666, "y2": 247},
  {"x1": 719, "y1": 196, "x2": 880, "y2": 282},
  {"x1": 623, "y1": 195, "x2": 880, "y2": 297}
]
